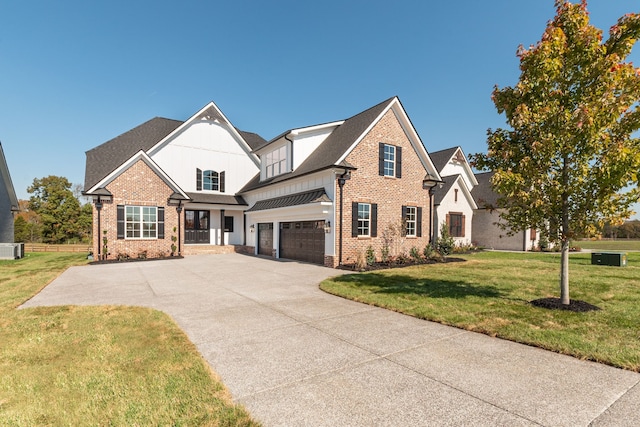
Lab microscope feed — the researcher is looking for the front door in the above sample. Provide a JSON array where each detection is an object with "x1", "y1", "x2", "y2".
[{"x1": 185, "y1": 210, "x2": 210, "y2": 244}]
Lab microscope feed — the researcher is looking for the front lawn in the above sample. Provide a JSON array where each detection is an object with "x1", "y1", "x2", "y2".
[
  {"x1": 320, "y1": 251, "x2": 640, "y2": 372},
  {"x1": 0, "y1": 253, "x2": 259, "y2": 426}
]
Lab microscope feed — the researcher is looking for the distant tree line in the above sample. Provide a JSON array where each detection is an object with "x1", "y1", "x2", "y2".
[
  {"x1": 601, "y1": 220, "x2": 640, "y2": 239},
  {"x1": 14, "y1": 176, "x2": 93, "y2": 244}
]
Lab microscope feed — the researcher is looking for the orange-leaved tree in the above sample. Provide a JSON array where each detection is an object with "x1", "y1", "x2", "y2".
[{"x1": 472, "y1": 1, "x2": 640, "y2": 305}]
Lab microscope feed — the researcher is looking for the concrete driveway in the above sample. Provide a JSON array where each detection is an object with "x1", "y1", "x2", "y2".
[{"x1": 21, "y1": 254, "x2": 640, "y2": 426}]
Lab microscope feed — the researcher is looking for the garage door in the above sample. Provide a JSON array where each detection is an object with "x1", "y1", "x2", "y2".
[
  {"x1": 258, "y1": 223, "x2": 273, "y2": 256},
  {"x1": 280, "y1": 221, "x2": 325, "y2": 265}
]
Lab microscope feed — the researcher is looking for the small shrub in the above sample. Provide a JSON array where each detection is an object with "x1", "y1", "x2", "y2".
[
  {"x1": 366, "y1": 245, "x2": 376, "y2": 266},
  {"x1": 116, "y1": 252, "x2": 130, "y2": 261},
  {"x1": 380, "y1": 245, "x2": 390, "y2": 264},
  {"x1": 436, "y1": 222, "x2": 455, "y2": 259},
  {"x1": 137, "y1": 250, "x2": 148, "y2": 260},
  {"x1": 355, "y1": 250, "x2": 367, "y2": 271},
  {"x1": 409, "y1": 246, "x2": 422, "y2": 263},
  {"x1": 395, "y1": 252, "x2": 409, "y2": 265},
  {"x1": 423, "y1": 244, "x2": 435, "y2": 260}
]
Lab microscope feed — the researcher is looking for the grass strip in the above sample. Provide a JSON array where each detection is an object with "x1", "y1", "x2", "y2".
[
  {"x1": 321, "y1": 251, "x2": 640, "y2": 372},
  {"x1": 0, "y1": 253, "x2": 259, "y2": 426}
]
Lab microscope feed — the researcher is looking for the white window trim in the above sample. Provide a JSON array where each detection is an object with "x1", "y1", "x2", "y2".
[
  {"x1": 264, "y1": 145, "x2": 288, "y2": 179},
  {"x1": 383, "y1": 144, "x2": 395, "y2": 177},
  {"x1": 203, "y1": 170, "x2": 219, "y2": 191},
  {"x1": 358, "y1": 203, "x2": 371, "y2": 237},
  {"x1": 125, "y1": 206, "x2": 158, "y2": 239},
  {"x1": 405, "y1": 206, "x2": 417, "y2": 237}
]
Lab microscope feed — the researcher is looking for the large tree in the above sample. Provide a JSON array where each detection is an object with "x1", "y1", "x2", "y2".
[
  {"x1": 472, "y1": 1, "x2": 640, "y2": 305},
  {"x1": 27, "y1": 176, "x2": 85, "y2": 244}
]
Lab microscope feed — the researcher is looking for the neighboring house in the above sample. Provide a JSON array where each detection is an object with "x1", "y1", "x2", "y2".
[
  {"x1": 0, "y1": 142, "x2": 21, "y2": 259},
  {"x1": 471, "y1": 171, "x2": 540, "y2": 251},
  {"x1": 429, "y1": 147, "x2": 478, "y2": 245},
  {"x1": 83, "y1": 97, "x2": 442, "y2": 267}
]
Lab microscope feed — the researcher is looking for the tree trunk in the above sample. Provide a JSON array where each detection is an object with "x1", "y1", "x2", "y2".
[
  {"x1": 560, "y1": 154, "x2": 570, "y2": 305},
  {"x1": 560, "y1": 239, "x2": 570, "y2": 305}
]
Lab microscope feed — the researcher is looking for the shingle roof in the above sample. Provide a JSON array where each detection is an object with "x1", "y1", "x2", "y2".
[
  {"x1": 432, "y1": 174, "x2": 460, "y2": 206},
  {"x1": 241, "y1": 97, "x2": 396, "y2": 192},
  {"x1": 185, "y1": 192, "x2": 247, "y2": 206},
  {"x1": 84, "y1": 117, "x2": 183, "y2": 191},
  {"x1": 236, "y1": 129, "x2": 267, "y2": 150},
  {"x1": 245, "y1": 188, "x2": 331, "y2": 212},
  {"x1": 429, "y1": 147, "x2": 459, "y2": 173},
  {"x1": 84, "y1": 118, "x2": 267, "y2": 192},
  {"x1": 471, "y1": 171, "x2": 498, "y2": 208}
]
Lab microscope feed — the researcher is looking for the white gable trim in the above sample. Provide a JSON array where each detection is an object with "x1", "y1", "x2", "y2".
[
  {"x1": 335, "y1": 97, "x2": 441, "y2": 180},
  {"x1": 146, "y1": 101, "x2": 260, "y2": 168},
  {"x1": 443, "y1": 147, "x2": 479, "y2": 187},
  {"x1": 443, "y1": 175, "x2": 478, "y2": 210},
  {"x1": 86, "y1": 150, "x2": 188, "y2": 199}
]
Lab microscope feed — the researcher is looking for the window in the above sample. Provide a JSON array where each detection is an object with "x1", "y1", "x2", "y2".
[
  {"x1": 405, "y1": 206, "x2": 417, "y2": 237},
  {"x1": 358, "y1": 203, "x2": 370, "y2": 237},
  {"x1": 196, "y1": 169, "x2": 225, "y2": 192},
  {"x1": 265, "y1": 145, "x2": 288, "y2": 178},
  {"x1": 203, "y1": 170, "x2": 219, "y2": 191},
  {"x1": 383, "y1": 144, "x2": 395, "y2": 177},
  {"x1": 402, "y1": 205, "x2": 422, "y2": 237},
  {"x1": 379, "y1": 143, "x2": 402, "y2": 178},
  {"x1": 352, "y1": 202, "x2": 377, "y2": 238},
  {"x1": 125, "y1": 206, "x2": 157, "y2": 239},
  {"x1": 224, "y1": 216, "x2": 234, "y2": 232},
  {"x1": 448, "y1": 213, "x2": 464, "y2": 237}
]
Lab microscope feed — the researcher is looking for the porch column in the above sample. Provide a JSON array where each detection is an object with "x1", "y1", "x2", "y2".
[{"x1": 220, "y1": 209, "x2": 225, "y2": 245}]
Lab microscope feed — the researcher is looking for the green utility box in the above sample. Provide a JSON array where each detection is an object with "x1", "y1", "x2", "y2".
[{"x1": 591, "y1": 252, "x2": 627, "y2": 267}]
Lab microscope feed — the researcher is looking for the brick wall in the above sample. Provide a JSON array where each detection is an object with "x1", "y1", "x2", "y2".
[
  {"x1": 335, "y1": 109, "x2": 432, "y2": 266},
  {"x1": 92, "y1": 160, "x2": 179, "y2": 259}
]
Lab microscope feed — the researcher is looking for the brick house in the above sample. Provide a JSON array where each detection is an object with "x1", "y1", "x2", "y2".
[{"x1": 83, "y1": 97, "x2": 442, "y2": 267}]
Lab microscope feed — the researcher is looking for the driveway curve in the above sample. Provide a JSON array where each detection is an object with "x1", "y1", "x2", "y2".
[{"x1": 21, "y1": 254, "x2": 640, "y2": 426}]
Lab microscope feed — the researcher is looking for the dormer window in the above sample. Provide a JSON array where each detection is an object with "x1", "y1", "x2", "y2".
[
  {"x1": 196, "y1": 169, "x2": 225, "y2": 192},
  {"x1": 265, "y1": 146, "x2": 287, "y2": 179}
]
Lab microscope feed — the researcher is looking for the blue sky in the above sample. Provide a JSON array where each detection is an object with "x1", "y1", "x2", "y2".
[{"x1": 1, "y1": 0, "x2": 638, "y2": 216}]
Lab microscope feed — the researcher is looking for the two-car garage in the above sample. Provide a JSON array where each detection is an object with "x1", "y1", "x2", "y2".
[{"x1": 257, "y1": 220, "x2": 326, "y2": 265}]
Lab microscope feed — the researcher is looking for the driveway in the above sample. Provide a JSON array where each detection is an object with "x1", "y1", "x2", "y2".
[{"x1": 21, "y1": 254, "x2": 640, "y2": 426}]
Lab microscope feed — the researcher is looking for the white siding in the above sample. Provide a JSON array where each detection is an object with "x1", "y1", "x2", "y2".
[
  {"x1": 472, "y1": 209, "x2": 539, "y2": 251},
  {"x1": 150, "y1": 120, "x2": 258, "y2": 194},
  {"x1": 291, "y1": 128, "x2": 334, "y2": 170},
  {"x1": 434, "y1": 179, "x2": 474, "y2": 245}
]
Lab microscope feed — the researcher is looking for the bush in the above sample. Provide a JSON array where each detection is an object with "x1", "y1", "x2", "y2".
[
  {"x1": 409, "y1": 246, "x2": 422, "y2": 263},
  {"x1": 436, "y1": 222, "x2": 455, "y2": 258},
  {"x1": 366, "y1": 245, "x2": 376, "y2": 266}
]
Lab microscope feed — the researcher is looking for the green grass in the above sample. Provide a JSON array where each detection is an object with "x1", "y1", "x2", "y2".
[
  {"x1": 321, "y1": 251, "x2": 640, "y2": 372},
  {"x1": 0, "y1": 253, "x2": 259, "y2": 426},
  {"x1": 576, "y1": 239, "x2": 640, "y2": 251}
]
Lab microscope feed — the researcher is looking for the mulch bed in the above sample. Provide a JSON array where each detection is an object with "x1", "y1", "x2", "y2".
[
  {"x1": 89, "y1": 256, "x2": 184, "y2": 265},
  {"x1": 530, "y1": 297, "x2": 601, "y2": 312},
  {"x1": 338, "y1": 257, "x2": 466, "y2": 272}
]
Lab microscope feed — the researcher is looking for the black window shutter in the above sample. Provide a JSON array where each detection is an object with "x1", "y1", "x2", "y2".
[
  {"x1": 417, "y1": 207, "x2": 423, "y2": 237},
  {"x1": 219, "y1": 171, "x2": 225, "y2": 193},
  {"x1": 352, "y1": 202, "x2": 359, "y2": 237},
  {"x1": 395, "y1": 146, "x2": 402, "y2": 178},
  {"x1": 378, "y1": 142, "x2": 384, "y2": 176},
  {"x1": 401, "y1": 205, "x2": 407, "y2": 237},
  {"x1": 158, "y1": 207, "x2": 165, "y2": 239},
  {"x1": 371, "y1": 203, "x2": 378, "y2": 237},
  {"x1": 196, "y1": 168, "x2": 202, "y2": 191},
  {"x1": 117, "y1": 205, "x2": 125, "y2": 239}
]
